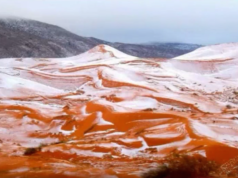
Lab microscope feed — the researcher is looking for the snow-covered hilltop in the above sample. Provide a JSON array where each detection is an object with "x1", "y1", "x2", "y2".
[
  {"x1": 79, "y1": 44, "x2": 137, "y2": 61},
  {"x1": 174, "y1": 43, "x2": 238, "y2": 61}
]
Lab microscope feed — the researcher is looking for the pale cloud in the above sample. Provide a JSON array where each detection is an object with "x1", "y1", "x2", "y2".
[{"x1": 0, "y1": 0, "x2": 238, "y2": 44}]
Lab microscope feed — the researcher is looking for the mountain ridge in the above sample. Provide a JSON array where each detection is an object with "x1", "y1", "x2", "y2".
[{"x1": 0, "y1": 17, "x2": 202, "y2": 59}]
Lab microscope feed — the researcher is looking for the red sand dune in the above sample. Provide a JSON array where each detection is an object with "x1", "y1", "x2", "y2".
[{"x1": 0, "y1": 45, "x2": 238, "y2": 178}]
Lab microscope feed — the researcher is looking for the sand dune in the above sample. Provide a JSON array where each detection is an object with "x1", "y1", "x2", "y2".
[{"x1": 0, "y1": 44, "x2": 238, "y2": 177}]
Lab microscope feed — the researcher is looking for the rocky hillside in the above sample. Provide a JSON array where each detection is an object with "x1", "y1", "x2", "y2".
[{"x1": 0, "y1": 17, "x2": 202, "y2": 58}]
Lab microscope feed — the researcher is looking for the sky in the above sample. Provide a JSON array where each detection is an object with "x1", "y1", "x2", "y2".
[{"x1": 0, "y1": 0, "x2": 238, "y2": 45}]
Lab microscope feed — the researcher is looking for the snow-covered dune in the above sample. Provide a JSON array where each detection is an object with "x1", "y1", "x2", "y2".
[
  {"x1": 174, "y1": 43, "x2": 238, "y2": 61},
  {"x1": 1, "y1": 44, "x2": 238, "y2": 177}
]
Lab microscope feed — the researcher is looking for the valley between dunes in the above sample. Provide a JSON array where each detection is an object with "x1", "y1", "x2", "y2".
[{"x1": 1, "y1": 44, "x2": 238, "y2": 178}]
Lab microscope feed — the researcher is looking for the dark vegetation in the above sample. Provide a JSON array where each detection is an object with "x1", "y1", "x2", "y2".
[
  {"x1": 23, "y1": 141, "x2": 67, "y2": 156},
  {"x1": 142, "y1": 152, "x2": 220, "y2": 178},
  {"x1": 24, "y1": 147, "x2": 40, "y2": 156}
]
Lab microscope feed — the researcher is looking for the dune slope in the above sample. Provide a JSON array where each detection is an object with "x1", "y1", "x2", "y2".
[{"x1": 0, "y1": 45, "x2": 238, "y2": 178}]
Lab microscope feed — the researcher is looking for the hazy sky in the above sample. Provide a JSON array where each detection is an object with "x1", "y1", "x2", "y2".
[{"x1": 1, "y1": 0, "x2": 238, "y2": 44}]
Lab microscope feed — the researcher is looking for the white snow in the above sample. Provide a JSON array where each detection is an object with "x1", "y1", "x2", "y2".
[
  {"x1": 192, "y1": 121, "x2": 238, "y2": 142},
  {"x1": 9, "y1": 167, "x2": 30, "y2": 173},
  {"x1": 115, "y1": 96, "x2": 158, "y2": 110},
  {"x1": 174, "y1": 43, "x2": 238, "y2": 60},
  {"x1": 96, "y1": 112, "x2": 114, "y2": 126},
  {"x1": 0, "y1": 73, "x2": 64, "y2": 98},
  {"x1": 104, "y1": 45, "x2": 136, "y2": 59}
]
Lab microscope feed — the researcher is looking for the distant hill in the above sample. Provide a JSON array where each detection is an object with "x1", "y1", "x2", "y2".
[
  {"x1": 174, "y1": 43, "x2": 238, "y2": 60},
  {"x1": 0, "y1": 17, "x2": 202, "y2": 58}
]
